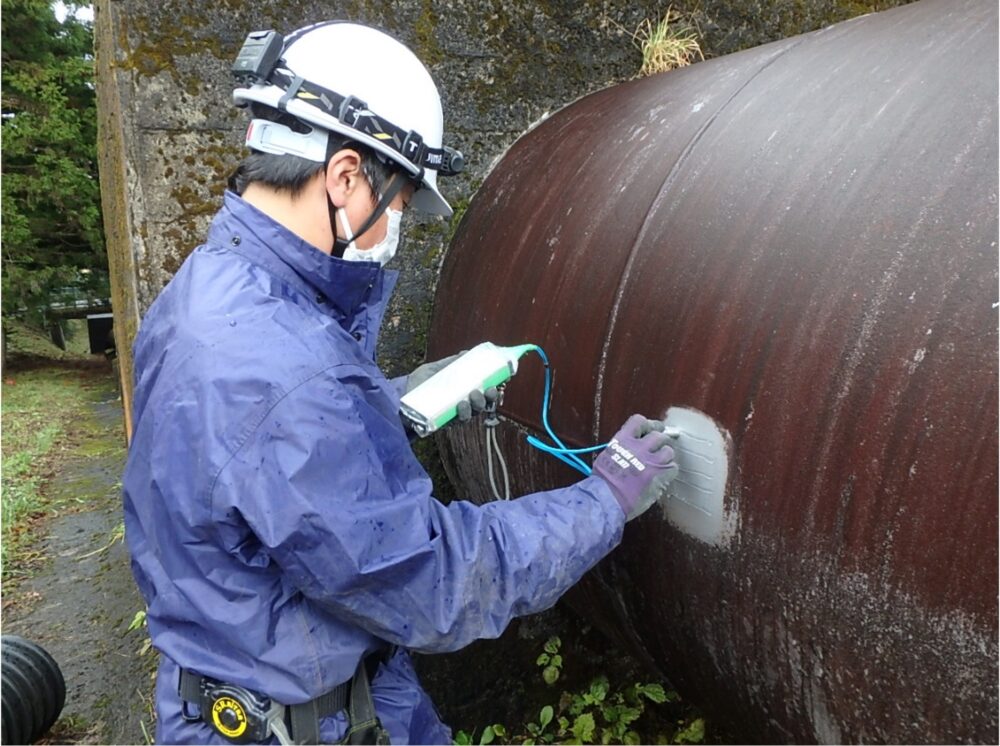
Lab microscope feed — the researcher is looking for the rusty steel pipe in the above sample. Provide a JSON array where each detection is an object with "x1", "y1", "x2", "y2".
[{"x1": 427, "y1": 0, "x2": 998, "y2": 742}]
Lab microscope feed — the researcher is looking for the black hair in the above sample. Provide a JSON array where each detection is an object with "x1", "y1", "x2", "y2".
[{"x1": 228, "y1": 103, "x2": 395, "y2": 199}]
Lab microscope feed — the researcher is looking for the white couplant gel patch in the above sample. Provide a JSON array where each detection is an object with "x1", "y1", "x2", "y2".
[{"x1": 658, "y1": 406, "x2": 736, "y2": 546}]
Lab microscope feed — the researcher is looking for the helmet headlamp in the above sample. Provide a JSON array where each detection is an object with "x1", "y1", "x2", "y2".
[
  {"x1": 232, "y1": 24, "x2": 461, "y2": 215},
  {"x1": 232, "y1": 31, "x2": 284, "y2": 85}
]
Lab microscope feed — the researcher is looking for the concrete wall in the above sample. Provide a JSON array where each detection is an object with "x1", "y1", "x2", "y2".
[
  {"x1": 94, "y1": 0, "x2": 903, "y2": 436},
  {"x1": 94, "y1": 0, "x2": 665, "y2": 435}
]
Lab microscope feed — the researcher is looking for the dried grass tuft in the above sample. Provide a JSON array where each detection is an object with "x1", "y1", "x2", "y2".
[{"x1": 634, "y1": 8, "x2": 704, "y2": 77}]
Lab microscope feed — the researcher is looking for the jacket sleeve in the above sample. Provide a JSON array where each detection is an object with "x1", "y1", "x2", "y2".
[
  {"x1": 389, "y1": 374, "x2": 409, "y2": 399},
  {"x1": 212, "y1": 365, "x2": 624, "y2": 654}
]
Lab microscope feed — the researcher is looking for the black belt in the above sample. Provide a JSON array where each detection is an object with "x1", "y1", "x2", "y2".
[{"x1": 178, "y1": 648, "x2": 393, "y2": 745}]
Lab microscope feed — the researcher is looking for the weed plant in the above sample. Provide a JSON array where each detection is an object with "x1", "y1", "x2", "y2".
[
  {"x1": 634, "y1": 8, "x2": 704, "y2": 76},
  {"x1": 455, "y1": 637, "x2": 705, "y2": 745}
]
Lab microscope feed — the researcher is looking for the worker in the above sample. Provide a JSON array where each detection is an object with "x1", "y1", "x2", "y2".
[{"x1": 122, "y1": 21, "x2": 678, "y2": 746}]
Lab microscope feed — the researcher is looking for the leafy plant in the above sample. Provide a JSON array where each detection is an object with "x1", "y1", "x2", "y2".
[
  {"x1": 673, "y1": 717, "x2": 705, "y2": 744},
  {"x1": 454, "y1": 638, "x2": 704, "y2": 745},
  {"x1": 126, "y1": 610, "x2": 147, "y2": 633},
  {"x1": 454, "y1": 724, "x2": 507, "y2": 745},
  {"x1": 126, "y1": 608, "x2": 156, "y2": 658},
  {"x1": 536, "y1": 636, "x2": 563, "y2": 685}
]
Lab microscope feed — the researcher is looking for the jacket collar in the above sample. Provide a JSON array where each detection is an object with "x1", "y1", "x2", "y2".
[{"x1": 208, "y1": 191, "x2": 398, "y2": 320}]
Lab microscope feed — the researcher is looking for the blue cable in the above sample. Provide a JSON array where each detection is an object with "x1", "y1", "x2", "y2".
[
  {"x1": 523, "y1": 345, "x2": 608, "y2": 476},
  {"x1": 525, "y1": 439, "x2": 608, "y2": 456},
  {"x1": 529, "y1": 346, "x2": 590, "y2": 474}
]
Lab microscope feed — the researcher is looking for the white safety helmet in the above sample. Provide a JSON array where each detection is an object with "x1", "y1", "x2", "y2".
[{"x1": 232, "y1": 22, "x2": 462, "y2": 216}]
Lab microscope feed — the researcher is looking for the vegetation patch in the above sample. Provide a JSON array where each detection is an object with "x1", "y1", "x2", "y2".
[
  {"x1": 1, "y1": 321, "x2": 115, "y2": 584},
  {"x1": 2, "y1": 1, "x2": 109, "y2": 329},
  {"x1": 633, "y1": 8, "x2": 704, "y2": 77},
  {"x1": 36, "y1": 713, "x2": 105, "y2": 745},
  {"x1": 455, "y1": 637, "x2": 705, "y2": 745}
]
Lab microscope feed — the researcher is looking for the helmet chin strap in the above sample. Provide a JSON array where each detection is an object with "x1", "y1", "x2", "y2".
[{"x1": 330, "y1": 172, "x2": 406, "y2": 257}]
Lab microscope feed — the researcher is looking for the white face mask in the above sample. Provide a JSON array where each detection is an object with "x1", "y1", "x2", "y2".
[{"x1": 337, "y1": 206, "x2": 402, "y2": 267}]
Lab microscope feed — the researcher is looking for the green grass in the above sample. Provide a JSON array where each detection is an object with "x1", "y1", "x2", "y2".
[
  {"x1": 3, "y1": 319, "x2": 83, "y2": 362},
  {"x1": 1, "y1": 319, "x2": 113, "y2": 578},
  {"x1": 1, "y1": 366, "x2": 100, "y2": 573},
  {"x1": 62, "y1": 318, "x2": 94, "y2": 356},
  {"x1": 634, "y1": 8, "x2": 704, "y2": 77}
]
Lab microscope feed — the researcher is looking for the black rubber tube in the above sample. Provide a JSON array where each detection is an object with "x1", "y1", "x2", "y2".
[
  {"x1": 8, "y1": 647, "x2": 51, "y2": 740},
  {"x1": 3, "y1": 652, "x2": 44, "y2": 745},
  {"x1": 10, "y1": 638, "x2": 65, "y2": 732},
  {"x1": 1, "y1": 636, "x2": 66, "y2": 745},
  {"x1": 1, "y1": 685, "x2": 22, "y2": 746}
]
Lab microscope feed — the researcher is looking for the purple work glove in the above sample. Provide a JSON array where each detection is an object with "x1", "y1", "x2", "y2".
[{"x1": 593, "y1": 414, "x2": 678, "y2": 521}]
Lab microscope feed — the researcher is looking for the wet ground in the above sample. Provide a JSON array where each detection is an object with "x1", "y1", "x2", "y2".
[{"x1": 2, "y1": 364, "x2": 153, "y2": 744}]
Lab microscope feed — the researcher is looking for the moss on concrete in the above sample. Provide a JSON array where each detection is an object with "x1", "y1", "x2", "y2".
[
  {"x1": 116, "y1": 8, "x2": 237, "y2": 84},
  {"x1": 413, "y1": 0, "x2": 444, "y2": 66}
]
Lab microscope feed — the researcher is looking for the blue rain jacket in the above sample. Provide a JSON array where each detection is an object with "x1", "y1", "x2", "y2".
[{"x1": 122, "y1": 192, "x2": 625, "y2": 744}]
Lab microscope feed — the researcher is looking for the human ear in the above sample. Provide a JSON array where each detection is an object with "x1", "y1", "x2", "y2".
[{"x1": 325, "y1": 149, "x2": 362, "y2": 208}]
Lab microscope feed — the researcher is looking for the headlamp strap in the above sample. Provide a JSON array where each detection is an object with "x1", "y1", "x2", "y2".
[
  {"x1": 331, "y1": 172, "x2": 407, "y2": 257},
  {"x1": 355, "y1": 173, "x2": 406, "y2": 238},
  {"x1": 268, "y1": 67, "x2": 463, "y2": 176},
  {"x1": 277, "y1": 74, "x2": 305, "y2": 113}
]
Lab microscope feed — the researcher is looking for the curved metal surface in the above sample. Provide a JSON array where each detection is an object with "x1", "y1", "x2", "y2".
[{"x1": 427, "y1": 0, "x2": 998, "y2": 742}]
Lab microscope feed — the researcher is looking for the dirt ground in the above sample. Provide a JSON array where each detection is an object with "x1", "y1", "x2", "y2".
[{"x1": 2, "y1": 362, "x2": 154, "y2": 744}]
